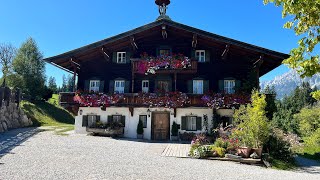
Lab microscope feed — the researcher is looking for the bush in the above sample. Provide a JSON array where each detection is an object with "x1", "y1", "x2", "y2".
[
  {"x1": 295, "y1": 106, "x2": 320, "y2": 137},
  {"x1": 189, "y1": 145, "x2": 210, "y2": 159},
  {"x1": 214, "y1": 138, "x2": 229, "y2": 149},
  {"x1": 210, "y1": 146, "x2": 226, "y2": 157},
  {"x1": 42, "y1": 86, "x2": 53, "y2": 101},
  {"x1": 171, "y1": 121, "x2": 178, "y2": 136},
  {"x1": 179, "y1": 132, "x2": 196, "y2": 141},
  {"x1": 191, "y1": 134, "x2": 210, "y2": 145},
  {"x1": 136, "y1": 120, "x2": 144, "y2": 134}
]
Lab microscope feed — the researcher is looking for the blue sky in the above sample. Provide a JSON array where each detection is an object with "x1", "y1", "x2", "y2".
[{"x1": 0, "y1": 0, "x2": 296, "y2": 86}]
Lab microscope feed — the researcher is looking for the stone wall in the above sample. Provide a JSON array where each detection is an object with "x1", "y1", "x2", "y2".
[{"x1": 0, "y1": 102, "x2": 33, "y2": 133}]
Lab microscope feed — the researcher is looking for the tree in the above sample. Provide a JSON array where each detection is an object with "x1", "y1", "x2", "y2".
[
  {"x1": 0, "y1": 43, "x2": 16, "y2": 86},
  {"x1": 61, "y1": 74, "x2": 67, "y2": 92},
  {"x1": 13, "y1": 37, "x2": 46, "y2": 99},
  {"x1": 262, "y1": 85, "x2": 277, "y2": 120},
  {"x1": 48, "y1": 76, "x2": 57, "y2": 93},
  {"x1": 66, "y1": 75, "x2": 74, "y2": 92},
  {"x1": 264, "y1": 0, "x2": 320, "y2": 100}
]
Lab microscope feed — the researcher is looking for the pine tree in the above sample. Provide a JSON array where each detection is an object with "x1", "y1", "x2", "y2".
[
  {"x1": 61, "y1": 74, "x2": 67, "y2": 92},
  {"x1": 48, "y1": 76, "x2": 57, "y2": 93}
]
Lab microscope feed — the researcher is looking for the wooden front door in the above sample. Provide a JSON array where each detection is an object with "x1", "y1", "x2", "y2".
[{"x1": 152, "y1": 112, "x2": 170, "y2": 140}]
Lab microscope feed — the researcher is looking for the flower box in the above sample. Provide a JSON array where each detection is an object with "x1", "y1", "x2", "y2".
[{"x1": 86, "y1": 127, "x2": 124, "y2": 137}]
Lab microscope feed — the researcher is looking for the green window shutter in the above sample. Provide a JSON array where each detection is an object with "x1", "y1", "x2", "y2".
[
  {"x1": 82, "y1": 115, "x2": 88, "y2": 127},
  {"x1": 126, "y1": 52, "x2": 131, "y2": 64},
  {"x1": 107, "y1": 115, "x2": 113, "y2": 123},
  {"x1": 112, "y1": 52, "x2": 117, "y2": 63},
  {"x1": 124, "y1": 80, "x2": 130, "y2": 93},
  {"x1": 181, "y1": 116, "x2": 187, "y2": 130},
  {"x1": 205, "y1": 50, "x2": 211, "y2": 62},
  {"x1": 121, "y1": 116, "x2": 126, "y2": 127},
  {"x1": 191, "y1": 50, "x2": 195, "y2": 59},
  {"x1": 109, "y1": 80, "x2": 115, "y2": 94},
  {"x1": 96, "y1": 115, "x2": 100, "y2": 122},
  {"x1": 99, "y1": 81, "x2": 105, "y2": 93},
  {"x1": 203, "y1": 80, "x2": 209, "y2": 94},
  {"x1": 235, "y1": 80, "x2": 241, "y2": 92},
  {"x1": 196, "y1": 117, "x2": 202, "y2": 130},
  {"x1": 168, "y1": 79, "x2": 172, "y2": 92},
  {"x1": 187, "y1": 80, "x2": 193, "y2": 93},
  {"x1": 84, "y1": 80, "x2": 90, "y2": 91},
  {"x1": 218, "y1": 80, "x2": 224, "y2": 93}
]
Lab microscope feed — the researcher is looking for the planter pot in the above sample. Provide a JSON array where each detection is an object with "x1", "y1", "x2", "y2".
[
  {"x1": 137, "y1": 134, "x2": 144, "y2": 139},
  {"x1": 171, "y1": 135, "x2": 179, "y2": 141},
  {"x1": 86, "y1": 127, "x2": 124, "y2": 137},
  {"x1": 252, "y1": 147, "x2": 263, "y2": 158},
  {"x1": 237, "y1": 147, "x2": 252, "y2": 158}
]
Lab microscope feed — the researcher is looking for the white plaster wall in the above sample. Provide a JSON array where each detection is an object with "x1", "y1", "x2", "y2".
[{"x1": 74, "y1": 107, "x2": 235, "y2": 140}]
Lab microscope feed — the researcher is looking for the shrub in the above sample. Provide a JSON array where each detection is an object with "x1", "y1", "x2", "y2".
[
  {"x1": 210, "y1": 146, "x2": 226, "y2": 157},
  {"x1": 191, "y1": 133, "x2": 210, "y2": 145},
  {"x1": 189, "y1": 145, "x2": 209, "y2": 158},
  {"x1": 295, "y1": 106, "x2": 320, "y2": 137},
  {"x1": 214, "y1": 138, "x2": 229, "y2": 149},
  {"x1": 179, "y1": 132, "x2": 196, "y2": 141},
  {"x1": 171, "y1": 121, "x2": 178, "y2": 136},
  {"x1": 136, "y1": 120, "x2": 144, "y2": 134}
]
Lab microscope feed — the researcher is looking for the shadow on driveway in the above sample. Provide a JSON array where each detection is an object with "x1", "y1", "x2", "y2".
[{"x1": 0, "y1": 127, "x2": 41, "y2": 159}]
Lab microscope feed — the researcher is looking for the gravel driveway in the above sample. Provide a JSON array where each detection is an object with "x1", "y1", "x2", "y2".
[{"x1": 1, "y1": 128, "x2": 319, "y2": 180}]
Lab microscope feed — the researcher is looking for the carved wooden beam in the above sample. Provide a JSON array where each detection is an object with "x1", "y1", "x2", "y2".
[
  {"x1": 253, "y1": 55, "x2": 264, "y2": 68},
  {"x1": 221, "y1": 44, "x2": 230, "y2": 60},
  {"x1": 192, "y1": 34, "x2": 198, "y2": 49},
  {"x1": 101, "y1": 47, "x2": 110, "y2": 61},
  {"x1": 162, "y1": 25, "x2": 167, "y2": 39},
  {"x1": 70, "y1": 58, "x2": 80, "y2": 69},
  {"x1": 130, "y1": 36, "x2": 138, "y2": 51}
]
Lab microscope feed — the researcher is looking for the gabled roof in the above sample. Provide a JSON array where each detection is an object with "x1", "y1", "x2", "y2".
[{"x1": 44, "y1": 19, "x2": 289, "y2": 75}]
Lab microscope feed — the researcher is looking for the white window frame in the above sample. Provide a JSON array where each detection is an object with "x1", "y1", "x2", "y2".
[
  {"x1": 117, "y1": 52, "x2": 126, "y2": 63},
  {"x1": 159, "y1": 49, "x2": 170, "y2": 56},
  {"x1": 88, "y1": 115, "x2": 97, "y2": 127},
  {"x1": 193, "y1": 80, "x2": 204, "y2": 94},
  {"x1": 89, "y1": 80, "x2": 100, "y2": 92},
  {"x1": 224, "y1": 80, "x2": 236, "y2": 94},
  {"x1": 114, "y1": 80, "x2": 125, "y2": 93},
  {"x1": 142, "y1": 80, "x2": 149, "y2": 93},
  {"x1": 195, "y1": 50, "x2": 206, "y2": 62},
  {"x1": 112, "y1": 115, "x2": 122, "y2": 123},
  {"x1": 186, "y1": 116, "x2": 197, "y2": 131}
]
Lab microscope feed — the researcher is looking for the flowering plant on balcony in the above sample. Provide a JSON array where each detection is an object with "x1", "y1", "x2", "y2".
[
  {"x1": 73, "y1": 90, "x2": 124, "y2": 107},
  {"x1": 201, "y1": 92, "x2": 250, "y2": 109},
  {"x1": 137, "y1": 53, "x2": 192, "y2": 75},
  {"x1": 138, "y1": 91, "x2": 190, "y2": 108}
]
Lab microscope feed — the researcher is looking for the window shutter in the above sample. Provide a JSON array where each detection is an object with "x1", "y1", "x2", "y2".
[
  {"x1": 121, "y1": 116, "x2": 126, "y2": 127},
  {"x1": 235, "y1": 80, "x2": 241, "y2": 92},
  {"x1": 107, "y1": 115, "x2": 113, "y2": 123},
  {"x1": 187, "y1": 80, "x2": 193, "y2": 93},
  {"x1": 168, "y1": 79, "x2": 172, "y2": 92},
  {"x1": 82, "y1": 115, "x2": 88, "y2": 127},
  {"x1": 196, "y1": 117, "x2": 202, "y2": 130},
  {"x1": 203, "y1": 80, "x2": 209, "y2": 94},
  {"x1": 191, "y1": 50, "x2": 195, "y2": 59},
  {"x1": 126, "y1": 52, "x2": 131, "y2": 64},
  {"x1": 96, "y1": 115, "x2": 100, "y2": 122},
  {"x1": 84, "y1": 80, "x2": 90, "y2": 91},
  {"x1": 218, "y1": 80, "x2": 224, "y2": 93},
  {"x1": 99, "y1": 81, "x2": 105, "y2": 93},
  {"x1": 181, "y1": 116, "x2": 187, "y2": 130},
  {"x1": 109, "y1": 80, "x2": 115, "y2": 94},
  {"x1": 112, "y1": 52, "x2": 117, "y2": 63},
  {"x1": 205, "y1": 50, "x2": 211, "y2": 62},
  {"x1": 124, "y1": 80, "x2": 130, "y2": 93}
]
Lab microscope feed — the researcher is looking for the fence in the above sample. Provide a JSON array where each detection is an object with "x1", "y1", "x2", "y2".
[{"x1": 0, "y1": 87, "x2": 21, "y2": 108}]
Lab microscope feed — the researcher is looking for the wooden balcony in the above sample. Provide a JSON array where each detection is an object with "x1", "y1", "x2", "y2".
[{"x1": 131, "y1": 59, "x2": 198, "y2": 74}]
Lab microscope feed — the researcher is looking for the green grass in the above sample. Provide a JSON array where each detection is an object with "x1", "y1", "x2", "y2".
[
  {"x1": 20, "y1": 94, "x2": 74, "y2": 135},
  {"x1": 270, "y1": 157, "x2": 297, "y2": 170}
]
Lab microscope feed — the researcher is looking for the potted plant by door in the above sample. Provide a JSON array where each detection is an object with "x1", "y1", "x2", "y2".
[
  {"x1": 171, "y1": 122, "x2": 179, "y2": 141},
  {"x1": 137, "y1": 119, "x2": 144, "y2": 139}
]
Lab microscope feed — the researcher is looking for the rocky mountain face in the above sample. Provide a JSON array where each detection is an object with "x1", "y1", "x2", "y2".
[{"x1": 260, "y1": 70, "x2": 320, "y2": 99}]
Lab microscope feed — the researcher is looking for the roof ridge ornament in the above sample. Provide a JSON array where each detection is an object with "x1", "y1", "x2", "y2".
[{"x1": 155, "y1": 0, "x2": 171, "y2": 21}]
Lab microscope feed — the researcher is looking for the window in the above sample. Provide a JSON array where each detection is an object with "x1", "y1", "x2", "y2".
[
  {"x1": 195, "y1": 50, "x2": 206, "y2": 62},
  {"x1": 224, "y1": 80, "x2": 235, "y2": 94},
  {"x1": 88, "y1": 115, "x2": 97, "y2": 127},
  {"x1": 159, "y1": 49, "x2": 170, "y2": 56},
  {"x1": 112, "y1": 115, "x2": 122, "y2": 123},
  {"x1": 157, "y1": 81, "x2": 169, "y2": 92},
  {"x1": 186, "y1": 116, "x2": 197, "y2": 131},
  {"x1": 139, "y1": 115, "x2": 147, "y2": 128},
  {"x1": 117, "y1": 52, "x2": 126, "y2": 63},
  {"x1": 89, "y1": 80, "x2": 100, "y2": 92},
  {"x1": 114, "y1": 80, "x2": 125, "y2": 93},
  {"x1": 193, "y1": 80, "x2": 203, "y2": 94},
  {"x1": 142, "y1": 80, "x2": 149, "y2": 93}
]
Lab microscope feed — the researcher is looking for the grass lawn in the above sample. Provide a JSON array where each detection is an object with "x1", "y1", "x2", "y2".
[
  {"x1": 20, "y1": 94, "x2": 75, "y2": 135},
  {"x1": 299, "y1": 145, "x2": 320, "y2": 162}
]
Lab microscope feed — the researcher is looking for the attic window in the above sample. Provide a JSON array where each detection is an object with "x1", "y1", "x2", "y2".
[{"x1": 117, "y1": 52, "x2": 126, "y2": 63}]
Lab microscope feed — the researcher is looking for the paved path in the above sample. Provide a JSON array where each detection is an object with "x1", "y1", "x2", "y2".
[
  {"x1": 1, "y1": 129, "x2": 320, "y2": 180},
  {"x1": 295, "y1": 156, "x2": 320, "y2": 174},
  {"x1": 161, "y1": 143, "x2": 190, "y2": 157}
]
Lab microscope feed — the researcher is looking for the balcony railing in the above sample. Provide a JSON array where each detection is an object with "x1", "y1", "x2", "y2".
[{"x1": 131, "y1": 59, "x2": 198, "y2": 74}]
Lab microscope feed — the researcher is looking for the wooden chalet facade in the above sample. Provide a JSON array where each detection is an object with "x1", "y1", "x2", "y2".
[{"x1": 44, "y1": 4, "x2": 288, "y2": 140}]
